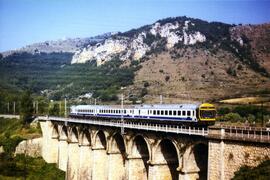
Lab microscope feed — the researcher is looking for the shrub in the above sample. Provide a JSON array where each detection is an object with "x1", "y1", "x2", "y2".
[
  {"x1": 143, "y1": 81, "x2": 150, "y2": 88},
  {"x1": 232, "y1": 159, "x2": 270, "y2": 180},
  {"x1": 224, "y1": 113, "x2": 242, "y2": 123},
  {"x1": 165, "y1": 76, "x2": 170, "y2": 82},
  {"x1": 218, "y1": 107, "x2": 230, "y2": 115}
]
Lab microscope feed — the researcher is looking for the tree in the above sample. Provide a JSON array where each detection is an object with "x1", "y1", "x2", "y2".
[
  {"x1": 49, "y1": 103, "x2": 60, "y2": 116},
  {"x1": 20, "y1": 91, "x2": 34, "y2": 125}
]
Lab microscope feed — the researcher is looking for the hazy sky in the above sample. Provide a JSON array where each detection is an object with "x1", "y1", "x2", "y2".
[{"x1": 0, "y1": 0, "x2": 269, "y2": 52}]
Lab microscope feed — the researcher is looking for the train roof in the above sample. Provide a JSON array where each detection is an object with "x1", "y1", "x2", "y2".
[{"x1": 71, "y1": 104, "x2": 200, "y2": 110}]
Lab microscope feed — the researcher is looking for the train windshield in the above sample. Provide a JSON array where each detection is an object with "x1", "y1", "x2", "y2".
[{"x1": 200, "y1": 110, "x2": 216, "y2": 119}]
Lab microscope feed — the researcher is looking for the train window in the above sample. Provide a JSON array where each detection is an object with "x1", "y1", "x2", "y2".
[
  {"x1": 183, "y1": 111, "x2": 186, "y2": 116},
  {"x1": 173, "y1": 111, "x2": 176, "y2": 116},
  {"x1": 187, "y1": 111, "x2": 191, "y2": 116},
  {"x1": 169, "y1": 111, "x2": 172, "y2": 115},
  {"x1": 153, "y1": 110, "x2": 156, "y2": 115},
  {"x1": 161, "y1": 110, "x2": 164, "y2": 115},
  {"x1": 165, "y1": 110, "x2": 168, "y2": 115},
  {"x1": 157, "y1": 110, "x2": 160, "y2": 115},
  {"x1": 178, "y1": 111, "x2": 181, "y2": 116},
  {"x1": 150, "y1": 110, "x2": 152, "y2": 114}
]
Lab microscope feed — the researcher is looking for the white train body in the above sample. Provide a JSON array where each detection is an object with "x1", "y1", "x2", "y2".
[{"x1": 70, "y1": 103, "x2": 216, "y2": 123}]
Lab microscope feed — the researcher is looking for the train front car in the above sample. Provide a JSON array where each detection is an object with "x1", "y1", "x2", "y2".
[{"x1": 198, "y1": 103, "x2": 216, "y2": 125}]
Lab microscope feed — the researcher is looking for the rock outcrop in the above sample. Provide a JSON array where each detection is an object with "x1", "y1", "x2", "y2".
[
  {"x1": 71, "y1": 19, "x2": 206, "y2": 65},
  {"x1": 15, "y1": 138, "x2": 42, "y2": 157}
]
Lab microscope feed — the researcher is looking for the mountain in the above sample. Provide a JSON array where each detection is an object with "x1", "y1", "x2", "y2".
[
  {"x1": 1, "y1": 32, "x2": 113, "y2": 57},
  {"x1": 0, "y1": 16, "x2": 269, "y2": 103}
]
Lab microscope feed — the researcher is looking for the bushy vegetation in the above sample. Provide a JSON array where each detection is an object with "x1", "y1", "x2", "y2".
[
  {"x1": 0, "y1": 118, "x2": 41, "y2": 157},
  {"x1": 232, "y1": 159, "x2": 270, "y2": 180},
  {"x1": 0, "y1": 154, "x2": 65, "y2": 180},
  {"x1": 0, "y1": 53, "x2": 141, "y2": 101},
  {"x1": 217, "y1": 105, "x2": 270, "y2": 125},
  {"x1": 0, "y1": 117, "x2": 60, "y2": 179}
]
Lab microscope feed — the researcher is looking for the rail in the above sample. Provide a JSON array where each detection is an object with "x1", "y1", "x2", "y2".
[{"x1": 39, "y1": 116, "x2": 208, "y2": 136}]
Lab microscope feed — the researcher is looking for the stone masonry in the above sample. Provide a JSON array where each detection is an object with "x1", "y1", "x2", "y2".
[{"x1": 39, "y1": 119, "x2": 270, "y2": 180}]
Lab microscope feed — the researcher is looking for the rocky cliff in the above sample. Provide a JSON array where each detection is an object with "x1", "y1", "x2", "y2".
[{"x1": 71, "y1": 18, "x2": 207, "y2": 65}]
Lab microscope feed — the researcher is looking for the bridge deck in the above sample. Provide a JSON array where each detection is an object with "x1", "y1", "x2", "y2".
[{"x1": 40, "y1": 116, "x2": 208, "y2": 136}]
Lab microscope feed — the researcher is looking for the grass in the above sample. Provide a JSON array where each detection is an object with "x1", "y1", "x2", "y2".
[
  {"x1": 0, "y1": 117, "x2": 41, "y2": 139},
  {"x1": 219, "y1": 97, "x2": 270, "y2": 105}
]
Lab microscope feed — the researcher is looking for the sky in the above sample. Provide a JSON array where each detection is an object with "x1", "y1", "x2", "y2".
[{"x1": 0, "y1": 0, "x2": 269, "y2": 52}]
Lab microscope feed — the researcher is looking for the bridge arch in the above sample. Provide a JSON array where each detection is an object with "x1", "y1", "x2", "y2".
[
  {"x1": 59, "y1": 125, "x2": 68, "y2": 140},
  {"x1": 92, "y1": 130, "x2": 108, "y2": 180},
  {"x1": 152, "y1": 138, "x2": 180, "y2": 180},
  {"x1": 93, "y1": 130, "x2": 107, "y2": 149},
  {"x1": 130, "y1": 134, "x2": 151, "y2": 179},
  {"x1": 108, "y1": 132, "x2": 126, "y2": 179},
  {"x1": 109, "y1": 132, "x2": 126, "y2": 153},
  {"x1": 69, "y1": 127, "x2": 79, "y2": 143},
  {"x1": 79, "y1": 128, "x2": 91, "y2": 146},
  {"x1": 51, "y1": 123, "x2": 59, "y2": 138}
]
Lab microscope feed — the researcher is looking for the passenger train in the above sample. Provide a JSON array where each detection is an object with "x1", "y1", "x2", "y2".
[{"x1": 70, "y1": 103, "x2": 216, "y2": 125}]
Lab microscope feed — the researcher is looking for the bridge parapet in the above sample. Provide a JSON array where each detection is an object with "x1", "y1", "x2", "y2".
[{"x1": 208, "y1": 126, "x2": 270, "y2": 144}]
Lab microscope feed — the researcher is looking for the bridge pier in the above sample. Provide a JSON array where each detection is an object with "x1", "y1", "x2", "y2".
[
  {"x1": 67, "y1": 142, "x2": 80, "y2": 180},
  {"x1": 127, "y1": 156, "x2": 149, "y2": 180},
  {"x1": 92, "y1": 147, "x2": 108, "y2": 180},
  {"x1": 58, "y1": 138, "x2": 68, "y2": 171},
  {"x1": 58, "y1": 126, "x2": 68, "y2": 171},
  {"x1": 148, "y1": 162, "x2": 179, "y2": 180},
  {"x1": 39, "y1": 120, "x2": 59, "y2": 163},
  {"x1": 107, "y1": 151, "x2": 126, "y2": 180},
  {"x1": 78, "y1": 144, "x2": 92, "y2": 179}
]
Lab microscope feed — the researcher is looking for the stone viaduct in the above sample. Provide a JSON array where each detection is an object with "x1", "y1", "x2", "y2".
[{"x1": 39, "y1": 117, "x2": 270, "y2": 180}]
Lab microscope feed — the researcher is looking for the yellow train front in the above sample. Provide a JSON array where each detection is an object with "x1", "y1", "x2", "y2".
[{"x1": 197, "y1": 103, "x2": 216, "y2": 125}]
